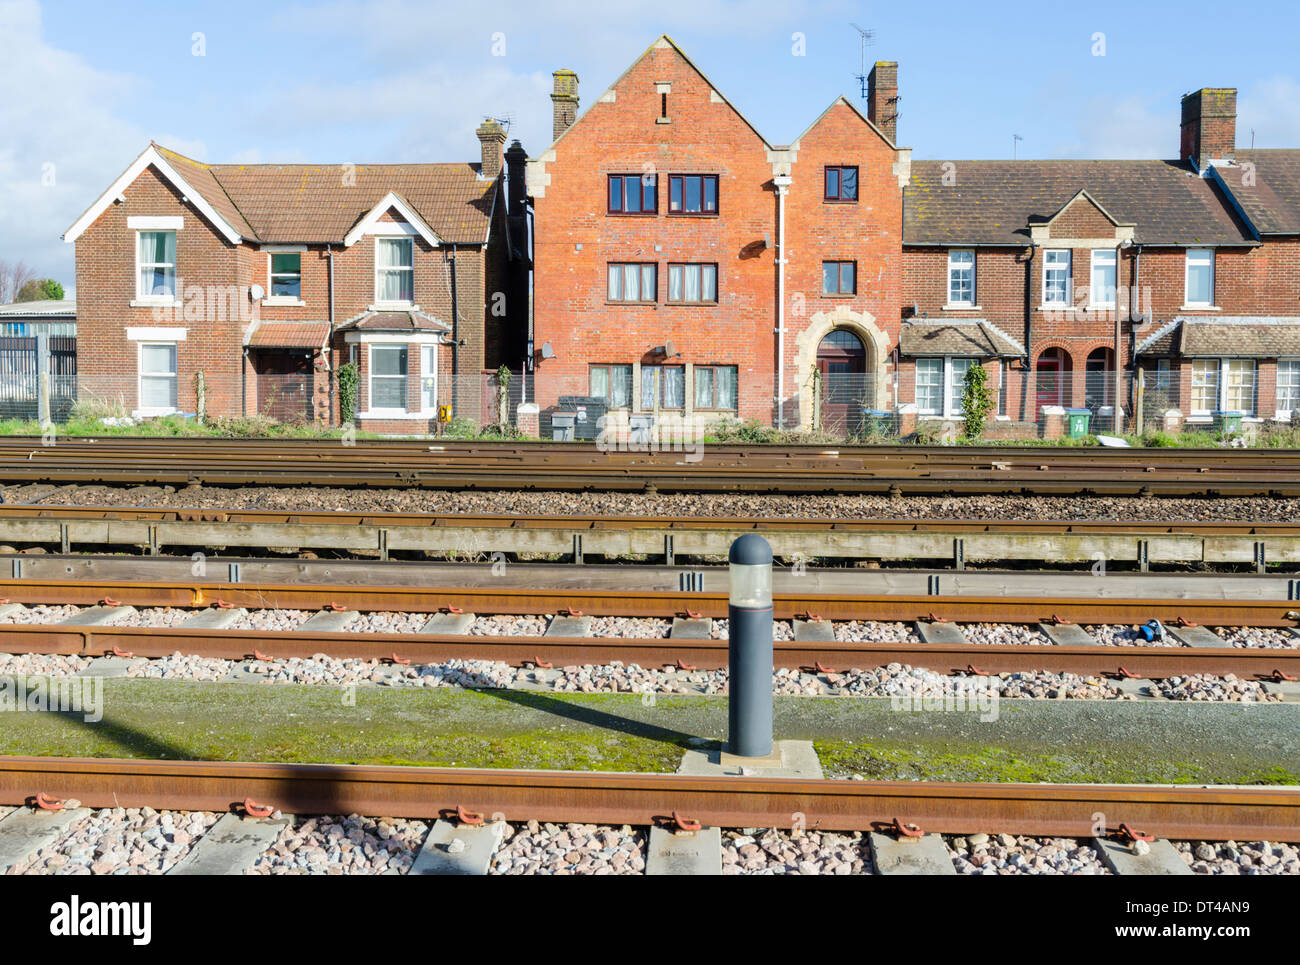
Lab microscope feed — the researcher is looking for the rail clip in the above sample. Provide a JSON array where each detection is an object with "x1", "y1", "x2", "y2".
[
  {"x1": 525, "y1": 656, "x2": 553, "y2": 669},
  {"x1": 100, "y1": 596, "x2": 121, "y2": 607},
  {"x1": 1268, "y1": 669, "x2": 1297, "y2": 682},
  {"x1": 109, "y1": 645, "x2": 134, "y2": 659},
  {"x1": 324, "y1": 601, "x2": 348, "y2": 612},
  {"x1": 456, "y1": 804, "x2": 484, "y2": 827},
  {"x1": 385, "y1": 653, "x2": 411, "y2": 666},
  {"x1": 240, "y1": 798, "x2": 275, "y2": 819},
  {"x1": 1116, "y1": 823, "x2": 1155, "y2": 844},
  {"x1": 559, "y1": 607, "x2": 584, "y2": 617},
  {"x1": 34, "y1": 792, "x2": 64, "y2": 811},
  {"x1": 892, "y1": 818, "x2": 924, "y2": 838},
  {"x1": 674, "y1": 658, "x2": 697, "y2": 671},
  {"x1": 670, "y1": 811, "x2": 702, "y2": 833}
]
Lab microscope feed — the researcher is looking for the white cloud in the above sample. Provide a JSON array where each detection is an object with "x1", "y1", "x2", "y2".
[{"x1": 1051, "y1": 93, "x2": 1174, "y2": 160}]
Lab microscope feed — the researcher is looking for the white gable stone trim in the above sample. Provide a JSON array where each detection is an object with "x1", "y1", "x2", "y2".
[{"x1": 343, "y1": 192, "x2": 442, "y2": 248}]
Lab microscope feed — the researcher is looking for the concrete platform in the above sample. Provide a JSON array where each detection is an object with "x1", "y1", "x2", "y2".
[
  {"x1": 181, "y1": 606, "x2": 247, "y2": 629},
  {"x1": 1167, "y1": 625, "x2": 1228, "y2": 648},
  {"x1": 646, "y1": 825, "x2": 723, "y2": 875},
  {"x1": 793, "y1": 618, "x2": 835, "y2": 642},
  {"x1": 0, "y1": 806, "x2": 92, "y2": 871},
  {"x1": 1094, "y1": 836, "x2": 1192, "y2": 875},
  {"x1": 1113, "y1": 676, "x2": 1162, "y2": 699},
  {"x1": 168, "y1": 811, "x2": 293, "y2": 875},
  {"x1": 409, "y1": 819, "x2": 504, "y2": 875},
  {"x1": 545, "y1": 614, "x2": 593, "y2": 637},
  {"x1": 677, "y1": 739, "x2": 823, "y2": 779},
  {"x1": 1038, "y1": 622, "x2": 1100, "y2": 646},
  {"x1": 916, "y1": 620, "x2": 968, "y2": 645},
  {"x1": 421, "y1": 612, "x2": 475, "y2": 634},
  {"x1": 869, "y1": 832, "x2": 958, "y2": 875},
  {"x1": 300, "y1": 609, "x2": 359, "y2": 632},
  {"x1": 669, "y1": 616, "x2": 712, "y2": 639},
  {"x1": 57, "y1": 604, "x2": 136, "y2": 626},
  {"x1": 74, "y1": 656, "x2": 146, "y2": 678}
]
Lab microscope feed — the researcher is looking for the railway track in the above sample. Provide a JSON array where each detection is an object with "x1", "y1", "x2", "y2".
[
  {"x1": 3, "y1": 505, "x2": 1300, "y2": 568},
  {"x1": 2, "y1": 437, "x2": 1299, "y2": 494},
  {"x1": 3, "y1": 756, "x2": 1297, "y2": 841}
]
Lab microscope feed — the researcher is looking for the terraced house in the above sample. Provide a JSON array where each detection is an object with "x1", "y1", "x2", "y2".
[
  {"x1": 63, "y1": 125, "x2": 528, "y2": 432},
  {"x1": 898, "y1": 88, "x2": 1300, "y2": 437}
]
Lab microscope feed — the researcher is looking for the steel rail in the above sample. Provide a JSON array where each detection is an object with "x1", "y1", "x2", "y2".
[
  {"x1": 5, "y1": 624, "x2": 1298, "y2": 679},
  {"x1": 0, "y1": 577, "x2": 1295, "y2": 624},
  {"x1": 1, "y1": 756, "x2": 1295, "y2": 839}
]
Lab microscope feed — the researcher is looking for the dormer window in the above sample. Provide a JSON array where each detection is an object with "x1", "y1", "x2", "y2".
[{"x1": 375, "y1": 237, "x2": 414, "y2": 305}]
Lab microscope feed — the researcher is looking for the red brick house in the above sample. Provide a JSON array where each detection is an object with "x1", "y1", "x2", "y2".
[
  {"x1": 526, "y1": 36, "x2": 909, "y2": 436},
  {"x1": 63, "y1": 125, "x2": 528, "y2": 432},
  {"x1": 899, "y1": 88, "x2": 1300, "y2": 437}
]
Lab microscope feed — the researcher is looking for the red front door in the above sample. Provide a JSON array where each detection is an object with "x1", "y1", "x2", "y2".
[{"x1": 1036, "y1": 357, "x2": 1062, "y2": 412}]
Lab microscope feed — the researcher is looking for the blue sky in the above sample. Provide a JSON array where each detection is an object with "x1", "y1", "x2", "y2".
[{"x1": 3, "y1": 0, "x2": 1299, "y2": 287}]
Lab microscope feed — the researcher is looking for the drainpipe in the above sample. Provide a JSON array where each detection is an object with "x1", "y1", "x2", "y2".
[
  {"x1": 1114, "y1": 242, "x2": 1127, "y2": 433},
  {"x1": 1128, "y1": 244, "x2": 1142, "y2": 422},
  {"x1": 448, "y1": 246, "x2": 460, "y2": 413},
  {"x1": 1022, "y1": 245, "x2": 1036, "y2": 423},
  {"x1": 326, "y1": 244, "x2": 335, "y2": 424},
  {"x1": 773, "y1": 175, "x2": 792, "y2": 428},
  {"x1": 525, "y1": 205, "x2": 535, "y2": 403}
]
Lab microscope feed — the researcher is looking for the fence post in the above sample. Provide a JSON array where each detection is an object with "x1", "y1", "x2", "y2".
[
  {"x1": 1135, "y1": 367, "x2": 1145, "y2": 438},
  {"x1": 195, "y1": 370, "x2": 206, "y2": 424},
  {"x1": 36, "y1": 333, "x2": 50, "y2": 427}
]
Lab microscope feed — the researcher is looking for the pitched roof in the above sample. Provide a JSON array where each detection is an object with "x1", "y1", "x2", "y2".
[
  {"x1": 69, "y1": 143, "x2": 498, "y2": 247},
  {"x1": 898, "y1": 319, "x2": 1025, "y2": 357},
  {"x1": 247, "y1": 322, "x2": 331, "y2": 349},
  {"x1": 904, "y1": 159, "x2": 1253, "y2": 246},
  {"x1": 1137, "y1": 316, "x2": 1300, "y2": 357},
  {"x1": 0, "y1": 299, "x2": 75, "y2": 317},
  {"x1": 1211, "y1": 150, "x2": 1300, "y2": 235}
]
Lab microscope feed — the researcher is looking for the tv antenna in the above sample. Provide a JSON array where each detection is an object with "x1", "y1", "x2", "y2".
[
  {"x1": 851, "y1": 23, "x2": 875, "y2": 100},
  {"x1": 485, "y1": 113, "x2": 514, "y2": 135},
  {"x1": 1013, "y1": 133, "x2": 1024, "y2": 159}
]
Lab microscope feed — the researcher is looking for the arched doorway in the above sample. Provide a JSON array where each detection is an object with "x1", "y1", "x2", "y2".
[
  {"x1": 1085, "y1": 347, "x2": 1114, "y2": 411},
  {"x1": 1035, "y1": 347, "x2": 1072, "y2": 413},
  {"x1": 817, "y1": 329, "x2": 869, "y2": 432}
]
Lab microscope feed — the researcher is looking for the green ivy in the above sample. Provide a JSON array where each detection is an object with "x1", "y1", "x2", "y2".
[
  {"x1": 961, "y1": 363, "x2": 995, "y2": 440},
  {"x1": 337, "y1": 361, "x2": 358, "y2": 425}
]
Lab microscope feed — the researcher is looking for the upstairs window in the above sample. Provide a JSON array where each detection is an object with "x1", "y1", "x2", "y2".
[
  {"x1": 375, "y1": 238, "x2": 414, "y2": 305},
  {"x1": 947, "y1": 250, "x2": 975, "y2": 306},
  {"x1": 1185, "y1": 248, "x2": 1215, "y2": 306},
  {"x1": 822, "y1": 261, "x2": 856, "y2": 296},
  {"x1": 269, "y1": 252, "x2": 302, "y2": 298},
  {"x1": 1042, "y1": 249, "x2": 1071, "y2": 306},
  {"x1": 668, "y1": 175, "x2": 718, "y2": 215},
  {"x1": 607, "y1": 263, "x2": 656, "y2": 303},
  {"x1": 1090, "y1": 249, "x2": 1117, "y2": 308},
  {"x1": 136, "y1": 231, "x2": 177, "y2": 299},
  {"x1": 667, "y1": 263, "x2": 718, "y2": 303},
  {"x1": 824, "y1": 166, "x2": 859, "y2": 201},
  {"x1": 608, "y1": 174, "x2": 657, "y2": 214}
]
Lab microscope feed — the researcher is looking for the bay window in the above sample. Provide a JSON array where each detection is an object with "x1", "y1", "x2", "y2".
[
  {"x1": 369, "y1": 344, "x2": 409, "y2": 410},
  {"x1": 916, "y1": 356, "x2": 976, "y2": 417}
]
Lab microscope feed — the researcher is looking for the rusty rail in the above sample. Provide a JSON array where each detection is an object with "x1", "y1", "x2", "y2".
[
  {"x1": 2, "y1": 756, "x2": 1296, "y2": 840},
  {"x1": 4, "y1": 624, "x2": 1298, "y2": 679}
]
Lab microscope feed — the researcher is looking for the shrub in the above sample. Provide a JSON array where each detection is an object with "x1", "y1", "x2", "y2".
[
  {"x1": 337, "y1": 362, "x2": 359, "y2": 425},
  {"x1": 961, "y1": 364, "x2": 994, "y2": 440}
]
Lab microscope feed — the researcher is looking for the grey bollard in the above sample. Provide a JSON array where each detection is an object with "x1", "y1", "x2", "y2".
[{"x1": 728, "y1": 533, "x2": 773, "y2": 758}]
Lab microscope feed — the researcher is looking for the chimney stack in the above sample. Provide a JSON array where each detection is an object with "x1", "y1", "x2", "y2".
[
  {"x1": 476, "y1": 118, "x2": 507, "y2": 180},
  {"x1": 505, "y1": 139, "x2": 527, "y2": 217},
  {"x1": 1180, "y1": 88, "x2": 1236, "y2": 171},
  {"x1": 552, "y1": 69, "x2": 579, "y2": 141},
  {"x1": 867, "y1": 61, "x2": 899, "y2": 144}
]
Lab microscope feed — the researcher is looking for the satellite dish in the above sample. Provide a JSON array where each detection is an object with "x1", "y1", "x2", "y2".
[
  {"x1": 540, "y1": 342, "x2": 555, "y2": 359},
  {"x1": 250, "y1": 284, "x2": 265, "y2": 301},
  {"x1": 664, "y1": 339, "x2": 675, "y2": 358}
]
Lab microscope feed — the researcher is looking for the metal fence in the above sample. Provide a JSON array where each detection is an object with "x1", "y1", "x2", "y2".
[{"x1": 0, "y1": 336, "x2": 76, "y2": 423}]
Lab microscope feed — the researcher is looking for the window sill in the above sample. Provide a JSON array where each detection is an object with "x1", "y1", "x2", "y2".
[
  {"x1": 368, "y1": 303, "x2": 418, "y2": 312},
  {"x1": 355, "y1": 410, "x2": 437, "y2": 420},
  {"x1": 606, "y1": 211, "x2": 659, "y2": 217},
  {"x1": 604, "y1": 301, "x2": 658, "y2": 307},
  {"x1": 130, "y1": 298, "x2": 181, "y2": 308},
  {"x1": 1179, "y1": 305, "x2": 1220, "y2": 311},
  {"x1": 821, "y1": 293, "x2": 856, "y2": 299},
  {"x1": 919, "y1": 414, "x2": 965, "y2": 421},
  {"x1": 665, "y1": 301, "x2": 718, "y2": 307},
  {"x1": 942, "y1": 304, "x2": 980, "y2": 311},
  {"x1": 263, "y1": 297, "x2": 306, "y2": 307},
  {"x1": 666, "y1": 212, "x2": 719, "y2": 218},
  {"x1": 822, "y1": 199, "x2": 859, "y2": 204},
  {"x1": 1037, "y1": 303, "x2": 1074, "y2": 311}
]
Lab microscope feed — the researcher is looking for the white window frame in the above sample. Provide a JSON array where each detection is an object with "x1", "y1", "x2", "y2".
[
  {"x1": 367, "y1": 343, "x2": 410, "y2": 415},
  {"x1": 946, "y1": 250, "x2": 976, "y2": 308},
  {"x1": 1277, "y1": 360, "x2": 1300, "y2": 419},
  {"x1": 1041, "y1": 249, "x2": 1071, "y2": 307},
  {"x1": 1090, "y1": 249, "x2": 1117, "y2": 308},
  {"x1": 374, "y1": 237, "x2": 414, "y2": 308},
  {"x1": 915, "y1": 358, "x2": 944, "y2": 415},
  {"x1": 136, "y1": 341, "x2": 178, "y2": 417},
  {"x1": 1190, "y1": 358, "x2": 1256, "y2": 417},
  {"x1": 916, "y1": 356, "x2": 972, "y2": 418},
  {"x1": 134, "y1": 229, "x2": 178, "y2": 305},
  {"x1": 265, "y1": 247, "x2": 306, "y2": 306},
  {"x1": 1183, "y1": 248, "x2": 1215, "y2": 308}
]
